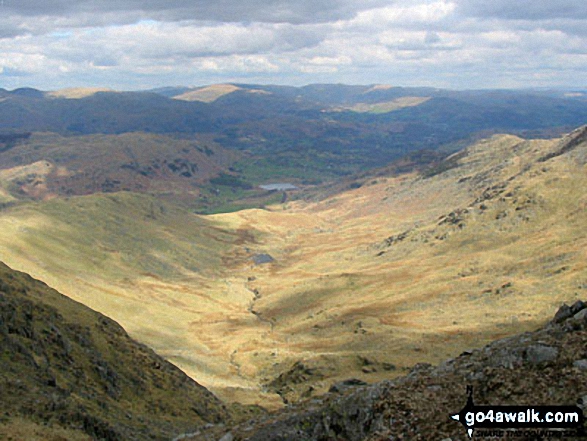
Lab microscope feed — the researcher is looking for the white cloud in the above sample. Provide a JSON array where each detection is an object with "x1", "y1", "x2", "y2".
[
  {"x1": 350, "y1": 1, "x2": 456, "y2": 28},
  {"x1": 0, "y1": 0, "x2": 586, "y2": 90}
]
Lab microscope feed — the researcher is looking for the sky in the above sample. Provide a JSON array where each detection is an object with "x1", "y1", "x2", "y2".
[{"x1": 0, "y1": 0, "x2": 586, "y2": 91}]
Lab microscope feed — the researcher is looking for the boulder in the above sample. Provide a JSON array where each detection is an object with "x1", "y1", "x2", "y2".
[
  {"x1": 552, "y1": 304, "x2": 573, "y2": 323},
  {"x1": 252, "y1": 254, "x2": 275, "y2": 265},
  {"x1": 524, "y1": 345, "x2": 558, "y2": 365}
]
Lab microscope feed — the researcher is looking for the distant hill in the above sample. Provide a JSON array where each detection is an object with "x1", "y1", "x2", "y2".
[
  {"x1": 46, "y1": 87, "x2": 114, "y2": 99},
  {"x1": 2, "y1": 83, "x2": 583, "y2": 213},
  {"x1": 1, "y1": 85, "x2": 586, "y2": 204},
  {"x1": 0, "y1": 90, "x2": 215, "y2": 134},
  {"x1": 173, "y1": 84, "x2": 243, "y2": 102},
  {"x1": 0, "y1": 132, "x2": 240, "y2": 200},
  {"x1": 0, "y1": 261, "x2": 229, "y2": 440},
  {"x1": 2, "y1": 84, "x2": 586, "y2": 151}
]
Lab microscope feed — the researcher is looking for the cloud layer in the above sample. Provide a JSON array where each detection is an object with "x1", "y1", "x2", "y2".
[{"x1": 1, "y1": 0, "x2": 586, "y2": 90}]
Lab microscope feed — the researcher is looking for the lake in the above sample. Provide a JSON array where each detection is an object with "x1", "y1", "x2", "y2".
[{"x1": 259, "y1": 183, "x2": 298, "y2": 191}]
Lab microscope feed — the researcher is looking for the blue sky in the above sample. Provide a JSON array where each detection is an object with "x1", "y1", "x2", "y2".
[{"x1": 0, "y1": 0, "x2": 586, "y2": 91}]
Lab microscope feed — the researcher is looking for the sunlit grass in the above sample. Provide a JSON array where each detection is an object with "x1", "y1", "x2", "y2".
[{"x1": 0, "y1": 133, "x2": 585, "y2": 406}]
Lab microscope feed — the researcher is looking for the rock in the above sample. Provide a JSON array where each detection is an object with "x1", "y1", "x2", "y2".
[
  {"x1": 384, "y1": 230, "x2": 410, "y2": 246},
  {"x1": 552, "y1": 304, "x2": 573, "y2": 323},
  {"x1": 574, "y1": 309, "x2": 587, "y2": 321},
  {"x1": 329, "y1": 378, "x2": 367, "y2": 394},
  {"x1": 570, "y1": 300, "x2": 586, "y2": 314},
  {"x1": 573, "y1": 360, "x2": 587, "y2": 371},
  {"x1": 488, "y1": 348, "x2": 523, "y2": 369},
  {"x1": 488, "y1": 342, "x2": 558, "y2": 369},
  {"x1": 172, "y1": 432, "x2": 200, "y2": 441},
  {"x1": 525, "y1": 345, "x2": 558, "y2": 365},
  {"x1": 219, "y1": 432, "x2": 234, "y2": 441},
  {"x1": 409, "y1": 362, "x2": 433, "y2": 374},
  {"x1": 252, "y1": 254, "x2": 274, "y2": 265},
  {"x1": 466, "y1": 371, "x2": 485, "y2": 382},
  {"x1": 382, "y1": 363, "x2": 396, "y2": 371},
  {"x1": 358, "y1": 356, "x2": 375, "y2": 366}
]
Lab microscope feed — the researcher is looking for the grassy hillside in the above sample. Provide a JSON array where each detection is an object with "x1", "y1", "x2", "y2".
[
  {"x1": 0, "y1": 191, "x2": 284, "y2": 406},
  {"x1": 46, "y1": 87, "x2": 114, "y2": 99},
  {"x1": 330, "y1": 96, "x2": 431, "y2": 113},
  {"x1": 0, "y1": 127, "x2": 585, "y2": 408},
  {"x1": 173, "y1": 84, "x2": 242, "y2": 102},
  {"x1": 0, "y1": 261, "x2": 229, "y2": 440},
  {"x1": 0, "y1": 132, "x2": 240, "y2": 199}
]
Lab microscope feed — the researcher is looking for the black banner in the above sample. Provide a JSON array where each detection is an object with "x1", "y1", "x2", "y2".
[{"x1": 451, "y1": 386, "x2": 585, "y2": 438}]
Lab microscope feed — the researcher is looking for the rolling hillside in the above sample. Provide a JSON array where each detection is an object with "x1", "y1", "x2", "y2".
[{"x1": 0, "y1": 126, "x2": 585, "y2": 409}]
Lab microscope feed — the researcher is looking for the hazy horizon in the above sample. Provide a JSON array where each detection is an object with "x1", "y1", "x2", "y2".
[{"x1": 3, "y1": 82, "x2": 587, "y2": 94}]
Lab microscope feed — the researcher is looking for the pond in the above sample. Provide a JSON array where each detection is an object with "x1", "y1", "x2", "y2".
[{"x1": 259, "y1": 183, "x2": 298, "y2": 191}]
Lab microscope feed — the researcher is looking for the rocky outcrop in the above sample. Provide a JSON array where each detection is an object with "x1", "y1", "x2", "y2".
[
  {"x1": 538, "y1": 125, "x2": 587, "y2": 163},
  {"x1": 192, "y1": 301, "x2": 587, "y2": 440}
]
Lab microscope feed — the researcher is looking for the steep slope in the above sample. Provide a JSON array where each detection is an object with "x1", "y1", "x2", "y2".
[
  {"x1": 0, "y1": 261, "x2": 229, "y2": 440},
  {"x1": 0, "y1": 192, "x2": 284, "y2": 407},
  {"x1": 191, "y1": 301, "x2": 587, "y2": 440}
]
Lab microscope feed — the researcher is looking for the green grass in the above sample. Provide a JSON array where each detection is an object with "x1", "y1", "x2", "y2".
[
  {"x1": 234, "y1": 154, "x2": 356, "y2": 185},
  {"x1": 0, "y1": 192, "x2": 235, "y2": 281},
  {"x1": 196, "y1": 191, "x2": 284, "y2": 215}
]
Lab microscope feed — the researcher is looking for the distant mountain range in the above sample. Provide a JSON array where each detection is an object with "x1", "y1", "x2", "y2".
[
  {"x1": 3, "y1": 84, "x2": 586, "y2": 143},
  {"x1": 1, "y1": 84, "x2": 587, "y2": 212}
]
